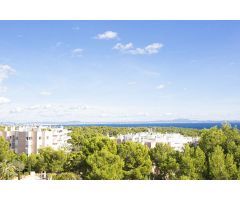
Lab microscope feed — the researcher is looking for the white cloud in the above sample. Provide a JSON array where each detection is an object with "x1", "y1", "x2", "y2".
[
  {"x1": 95, "y1": 31, "x2": 118, "y2": 40},
  {"x1": 145, "y1": 43, "x2": 163, "y2": 54},
  {"x1": 72, "y1": 48, "x2": 83, "y2": 57},
  {"x1": 113, "y1": 42, "x2": 163, "y2": 55},
  {"x1": 42, "y1": 104, "x2": 52, "y2": 109},
  {"x1": 28, "y1": 105, "x2": 41, "y2": 110},
  {"x1": 40, "y1": 91, "x2": 52, "y2": 96},
  {"x1": 129, "y1": 48, "x2": 146, "y2": 55},
  {"x1": 113, "y1": 43, "x2": 133, "y2": 50},
  {"x1": 0, "y1": 97, "x2": 10, "y2": 104},
  {"x1": 10, "y1": 107, "x2": 23, "y2": 113},
  {"x1": 0, "y1": 64, "x2": 15, "y2": 82},
  {"x1": 156, "y1": 84, "x2": 165, "y2": 90}
]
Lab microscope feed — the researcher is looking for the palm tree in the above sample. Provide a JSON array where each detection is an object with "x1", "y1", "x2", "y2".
[{"x1": 0, "y1": 160, "x2": 16, "y2": 180}]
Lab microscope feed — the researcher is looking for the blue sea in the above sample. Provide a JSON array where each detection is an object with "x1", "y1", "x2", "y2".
[{"x1": 65, "y1": 122, "x2": 240, "y2": 129}]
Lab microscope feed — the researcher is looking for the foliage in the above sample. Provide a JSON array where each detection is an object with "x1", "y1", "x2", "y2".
[
  {"x1": 155, "y1": 127, "x2": 201, "y2": 137},
  {"x1": 68, "y1": 130, "x2": 120, "y2": 178},
  {"x1": 63, "y1": 124, "x2": 240, "y2": 180},
  {"x1": 37, "y1": 147, "x2": 67, "y2": 173},
  {"x1": 118, "y1": 141, "x2": 152, "y2": 180},
  {"x1": 51, "y1": 172, "x2": 80, "y2": 180},
  {"x1": 1, "y1": 124, "x2": 240, "y2": 180},
  {"x1": 85, "y1": 149, "x2": 124, "y2": 180},
  {"x1": 177, "y1": 145, "x2": 206, "y2": 179},
  {"x1": 0, "y1": 126, "x2": 5, "y2": 131},
  {"x1": 0, "y1": 160, "x2": 16, "y2": 180},
  {"x1": 209, "y1": 145, "x2": 229, "y2": 179},
  {"x1": 68, "y1": 126, "x2": 149, "y2": 137},
  {"x1": 13, "y1": 160, "x2": 25, "y2": 180},
  {"x1": 150, "y1": 143, "x2": 179, "y2": 180},
  {"x1": 199, "y1": 127, "x2": 227, "y2": 154},
  {"x1": 0, "y1": 136, "x2": 15, "y2": 162},
  {"x1": 68, "y1": 126, "x2": 201, "y2": 137}
]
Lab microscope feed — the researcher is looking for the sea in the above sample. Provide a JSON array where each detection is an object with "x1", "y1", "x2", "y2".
[{"x1": 65, "y1": 122, "x2": 240, "y2": 129}]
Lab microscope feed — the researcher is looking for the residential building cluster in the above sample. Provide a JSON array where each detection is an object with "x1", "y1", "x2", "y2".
[
  {"x1": 115, "y1": 132, "x2": 199, "y2": 151},
  {"x1": 0, "y1": 125, "x2": 71, "y2": 155}
]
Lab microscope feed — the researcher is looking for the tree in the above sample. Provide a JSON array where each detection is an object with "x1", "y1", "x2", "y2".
[
  {"x1": 177, "y1": 145, "x2": 206, "y2": 180},
  {"x1": 85, "y1": 149, "x2": 124, "y2": 180},
  {"x1": 193, "y1": 146, "x2": 206, "y2": 179},
  {"x1": 199, "y1": 127, "x2": 227, "y2": 154},
  {"x1": 0, "y1": 136, "x2": 15, "y2": 162},
  {"x1": 27, "y1": 154, "x2": 38, "y2": 173},
  {"x1": 38, "y1": 147, "x2": 67, "y2": 173},
  {"x1": 225, "y1": 153, "x2": 238, "y2": 179},
  {"x1": 198, "y1": 127, "x2": 227, "y2": 178},
  {"x1": 0, "y1": 160, "x2": 16, "y2": 180},
  {"x1": 17, "y1": 153, "x2": 28, "y2": 172},
  {"x1": 34, "y1": 154, "x2": 46, "y2": 173},
  {"x1": 209, "y1": 146, "x2": 228, "y2": 180},
  {"x1": 13, "y1": 160, "x2": 25, "y2": 180},
  {"x1": 178, "y1": 145, "x2": 197, "y2": 179},
  {"x1": 150, "y1": 143, "x2": 179, "y2": 180},
  {"x1": 233, "y1": 146, "x2": 240, "y2": 168},
  {"x1": 69, "y1": 131, "x2": 117, "y2": 155},
  {"x1": 221, "y1": 123, "x2": 240, "y2": 151},
  {"x1": 64, "y1": 151, "x2": 84, "y2": 174},
  {"x1": 68, "y1": 130, "x2": 119, "y2": 177},
  {"x1": 118, "y1": 141, "x2": 152, "y2": 180}
]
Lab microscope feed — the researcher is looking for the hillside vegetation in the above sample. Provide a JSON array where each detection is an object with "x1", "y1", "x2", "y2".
[{"x1": 1, "y1": 123, "x2": 240, "y2": 180}]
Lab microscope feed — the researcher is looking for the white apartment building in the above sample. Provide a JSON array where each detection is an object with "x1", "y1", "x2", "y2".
[
  {"x1": 0, "y1": 125, "x2": 71, "y2": 155},
  {"x1": 116, "y1": 132, "x2": 199, "y2": 151}
]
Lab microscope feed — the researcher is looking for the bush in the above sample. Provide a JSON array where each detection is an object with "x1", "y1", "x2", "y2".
[{"x1": 51, "y1": 172, "x2": 80, "y2": 180}]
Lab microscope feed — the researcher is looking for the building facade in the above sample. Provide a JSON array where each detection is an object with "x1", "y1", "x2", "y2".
[
  {"x1": 116, "y1": 132, "x2": 199, "y2": 151},
  {"x1": 0, "y1": 125, "x2": 71, "y2": 155}
]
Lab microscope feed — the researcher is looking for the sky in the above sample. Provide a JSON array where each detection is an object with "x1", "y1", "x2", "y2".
[{"x1": 0, "y1": 20, "x2": 240, "y2": 122}]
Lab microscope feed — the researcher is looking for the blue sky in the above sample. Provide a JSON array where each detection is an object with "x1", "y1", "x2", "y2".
[{"x1": 0, "y1": 21, "x2": 240, "y2": 122}]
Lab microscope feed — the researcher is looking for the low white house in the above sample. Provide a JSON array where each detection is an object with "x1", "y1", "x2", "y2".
[{"x1": 116, "y1": 132, "x2": 199, "y2": 151}]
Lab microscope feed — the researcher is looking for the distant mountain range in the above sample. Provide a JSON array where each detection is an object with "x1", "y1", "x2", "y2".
[{"x1": 1, "y1": 119, "x2": 240, "y2": 126}]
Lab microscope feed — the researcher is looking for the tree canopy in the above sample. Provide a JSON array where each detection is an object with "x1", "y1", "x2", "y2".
[
  {"x1": 150, "y1": 143, "x2": 179, "y2": 180},
  {"x1": 118, "y1": 141, "x2": 152, "y2": 180},
  {"x1": 1, "y1": 124, "x2": 240, "y2": 180}
]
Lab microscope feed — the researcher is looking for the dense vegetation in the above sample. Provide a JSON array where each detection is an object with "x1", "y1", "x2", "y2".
[
  {"x1": 154, "y1": 127, "x2": 200, "y2": 137},
  {"x1": 66, "y1": 126, "x2": 150, "y2": 137},
  {"x1": 0, "y1": 126, "x2": 5, "y2": 132},
  {"x1": 66, "y1": 126, "x2": 201, "y2": 137},
  {"x1": 1, "y1": 123, "x2": 240, "y2": 180}
]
